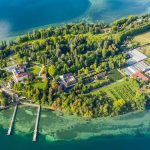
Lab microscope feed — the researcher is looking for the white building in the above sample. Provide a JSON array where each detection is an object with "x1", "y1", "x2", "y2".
[
  {"x1": 134, "y1": 61, "x2": 150, "y2": 72},
  {"x1": 60, "y1": 73, "x2": 77, "y2": 88},
  {"x1": 127, "y1": 49, "x2": 147, "y2": 65},
  {"x1": 123, "y1": 66, "x2": 138, "y2": 76},
  {"x1": 12, "y1": 65, "x2": 29, "y2": 82}
]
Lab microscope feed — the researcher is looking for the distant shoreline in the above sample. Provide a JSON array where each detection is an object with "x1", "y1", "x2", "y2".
[
  {"x1": 1, "y1": 0, "x2": 150, "y2": 42},
  {"x1": 0, "y1": 0, "x2": 91, "y2": 42}
]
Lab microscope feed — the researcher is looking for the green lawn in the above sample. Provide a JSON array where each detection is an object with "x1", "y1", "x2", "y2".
[
  {"x1": 93, "y1": 79, "x2": 139, "y2": 101},
  {"x1": 140, "y1": 45, "x2": 150, "y2": 57},
  {"x1": 140, "y1": 45, "x2": 150, "y2": 65},
  {"x1": 133, "y1": 31, "x2": 150, "y2": 45},
  {"x1": 29, "y1": 66, "x2": 41, "y2": 76},
  {"x1": 31, "y1": 78, "x2": 47, "y2": 90},
  {"x1": 108, "y1": 69, "x2": 123, "y2": 82}
]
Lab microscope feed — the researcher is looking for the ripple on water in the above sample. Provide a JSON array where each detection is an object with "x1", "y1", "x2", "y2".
[
  {"x1": 1, "y1": 107, "x2": 150, "y2": 141},
  {"x1": 84, "y1": 0, "x2": 150, "y2": 22}
]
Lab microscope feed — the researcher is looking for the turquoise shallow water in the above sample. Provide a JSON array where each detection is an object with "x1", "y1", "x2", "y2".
[
  {"x1": 1, "y1": 106, "x2": 150, "y2": 150},
  {"x1": 0, "y1": 0, "x2": 150, "y2": 39}
]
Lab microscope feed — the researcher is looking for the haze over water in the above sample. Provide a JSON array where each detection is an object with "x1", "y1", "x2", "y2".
[{"x1": 0, "y1": 0, "x2": 150, "y2": 39}]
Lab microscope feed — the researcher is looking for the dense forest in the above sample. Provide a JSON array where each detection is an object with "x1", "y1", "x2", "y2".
[
  {"x1": 0, "y1": 91, "x2": 9, "y2": 106},
  {"x1": 0, "y1": 14, "x2": 150, "y2": 117}
]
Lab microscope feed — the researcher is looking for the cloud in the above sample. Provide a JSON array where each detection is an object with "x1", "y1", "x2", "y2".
[{"x1": 0, "y1": 20, "x2": 11, "y2": 38}]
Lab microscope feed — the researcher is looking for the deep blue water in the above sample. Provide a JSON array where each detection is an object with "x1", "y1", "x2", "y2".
[
  {"x1": 1, "y1": 128, "x2": 150, "y2": 150},
  {"x1": 0, "y1": 0, "x2": 90, "y2": 37},
  {"x1": 0, "y1": 0, "x2": 150, "y2": 39}
]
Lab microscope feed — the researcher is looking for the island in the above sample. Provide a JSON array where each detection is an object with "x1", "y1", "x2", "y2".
[{"x1": 0, "y1": 14, "x2": 150, "y2": 118}]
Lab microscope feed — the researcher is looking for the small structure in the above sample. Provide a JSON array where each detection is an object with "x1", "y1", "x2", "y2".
[
  {"x1": 27, "y1": 44, "x2": 33, "y2": 49},
  {"x1": 7, "y1": 81, "x2": 14, "y2": 89},
  {"x1": 132, "y1": 72, "x2": 149, "y2": 81},
  {"x1": 94, "y1": 72, "x2": 106, "y2": 80},
  {"x1": 133, "y1": 61, "x2": 150, "y2": 72},
  {"x1": 60, "y1": 73, "x2": 77, "y2": 88},
  {"x1": 136, "y1": 18, "x2": 142, "y2": 23},
  {"x1": 12, "y1": 65, "x2": 29, "y2": 82},
  {"x1": 127, "y1": 49, "x2": 147, "y2": 65},
  {"x1": 5, "y1": 65, "x2": 17, "y2": 73},
  {"x1": 123, "y1": 48, "x2": 150, "y2": 81},
  {"x1": 123, "y1": 66, "x2": 138, "y2": 76},
  {"x1": 145, "y1": 70, "x2": 150, "y2": 77},
  {"x1": 127, "y1": 58, "x2": 137, "y2": 66}
]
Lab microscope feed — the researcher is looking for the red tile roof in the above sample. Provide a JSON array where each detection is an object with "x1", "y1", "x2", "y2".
[
  {"x1": 16, "y1": 72, "x2": 28, "y2": 78},
  {"x1": 132, "y1": 72, "x2": 149, "y2": 81}
]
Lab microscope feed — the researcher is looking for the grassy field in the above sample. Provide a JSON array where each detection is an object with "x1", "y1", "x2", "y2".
[
  {"x1": 133, "y1": 31, "x2": 150, "y2": 64},
  {"x1": 108, "y1": 69, "x2": 123, "y2": 82},
  {"x1": 140, "y1": 45, "x2": 150, "y2": 65},
  {"x1": 140, "y1": 45, "x2": 150, "y2": 57},
  {"x1": 93, "y1": 79, "x2": 139, "y2": 101},
  {"x1": 133, "y1": 31, "x2": 150, "y2": 45},
  {"x1": 31, "y1": 78, "x2": 47, "y2": 90}
]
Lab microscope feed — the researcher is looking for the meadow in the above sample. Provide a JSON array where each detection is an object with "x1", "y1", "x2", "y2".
[
  {"x1": 93, "y1": 79, "x2": 139, "y2": 101},
  {"x1": 133, "y1": 31, "x2": 150, "y2": 45}
]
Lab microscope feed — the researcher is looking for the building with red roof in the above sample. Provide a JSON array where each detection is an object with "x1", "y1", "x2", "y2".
[
  {"x1": 132, "y1": 71, "x2": 149, "y2": 81},
  {"x1": 12, "y1": 65, "x2": 29, "y2": 82}
]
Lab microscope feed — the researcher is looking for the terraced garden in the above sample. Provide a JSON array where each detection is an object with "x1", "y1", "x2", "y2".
[{"x1": 97, "y1": 79, "x2": 139, "y2": 101}]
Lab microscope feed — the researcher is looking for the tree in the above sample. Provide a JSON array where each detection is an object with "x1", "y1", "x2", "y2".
[
  {"x1": 48, "y1": 92, "x2": 53, "y2": 105},
  {"x1": 51, "y1": 81, "x2": 58, "y2": 91},
  {"x1": 113, "y1": 99, "x2": 126, "y2": 114},
  {"x1": 113, "y1": 99, "x2": 125, "y2": 108},
  {"x1": 34, "y1": 88, "x2": 41, "y2": 102},
  {"x1": 0, "y1": 98, "x2": 6, "y2": 106},
  {"x1": 41, "y1": 92, "x2": 47, "y2": 105},
  {"x1": 0, "y1": 92, "x2": 7, "y2": 106},
  {"x1": 48, "y1": 65, "x2": 56, "y2": 77},
  {"x1": 102, "y1": 48, "x2": 107, "y2": 59}
]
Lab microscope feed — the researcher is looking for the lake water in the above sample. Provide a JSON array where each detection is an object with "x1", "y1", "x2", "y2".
[
  {"x1": 0, "y1": 0, "x2": 150, "y2": 39},
  {"x1": 1, "y1": 106, "x2": 150, "y2": 150}
]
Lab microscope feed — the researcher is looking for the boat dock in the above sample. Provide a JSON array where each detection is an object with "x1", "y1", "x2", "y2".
[
  {"x1": 33, "y1": 105, "x2": 41, "y2": 142},
  {"x1": 0, "y1": 102, "x2": 43, "y2": 142},
  {"x1": 7, "y1": 104, "x2": 18, "y2": 136}
]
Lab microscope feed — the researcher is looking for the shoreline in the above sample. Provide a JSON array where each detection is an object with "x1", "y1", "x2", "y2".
[
  {"x1": 1, "y1": 0, "x2": 150, "y2": 42},
  {"x1": 0, "y1": 0, "x2": 92, "y2": 42},
  {"x1": 1, "y1": 107, "x2": 150, "y2": 143}
]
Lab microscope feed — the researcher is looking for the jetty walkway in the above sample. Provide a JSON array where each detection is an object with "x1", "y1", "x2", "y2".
[
  {"x1": 33, "y1": 105, "x2": 41, "y2": 142},
  {"x1": 7, "y1": 104, "x2": 18, "y2": 135}
]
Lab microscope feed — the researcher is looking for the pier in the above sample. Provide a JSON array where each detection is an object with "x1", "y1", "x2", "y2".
[
  {"x1": 7, "y1": 104, "x2": 18, "y2": 136},
  {"x1": 33, "y1": 105, "x2": 41, "y2": 142}
]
